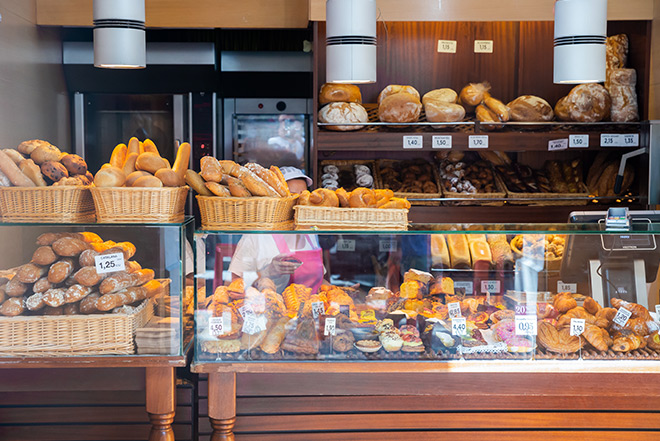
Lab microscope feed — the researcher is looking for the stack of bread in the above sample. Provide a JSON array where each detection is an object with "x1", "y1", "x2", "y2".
[
  {"x1": 378, "y1": 159, "x2": 439, "y2": 195},
  {"x1": 0, "y1": 140, "x2": 91, "y2": 187},
  {"x1": 431, "y1": 233, "x2": 515, "y2": 272},
  {"x1": 377, "y1": 85, "x2": 422, "y2": 123},
  {"x1": 605, "y1": 34, "x2": 639, "y2": 122},
  {"x1": 586, "y1": 152, "x2": 635, "y2": 197},
  {"x1": 0, "y1": 232, "x2": 168, "y2": 317},
  {"x1": 298, "y1": 187, "x2": 410, "y2": 210},
  {"x1": 458, "y1": 82, "x2": 510, "y2": 124},
  {"x1": 93, "y1": 138, "x2": 190, "y2": 188},
  {"x1": 317, "y1": 83, "x2": 369, "y2": 131},
  {"x1": 421, "y1": 88, "x2": 465, "y2": 123}
]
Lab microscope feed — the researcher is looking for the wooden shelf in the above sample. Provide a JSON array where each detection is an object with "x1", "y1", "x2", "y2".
[{"x1": 0, "y1": 355, "x2": 187, "y2": 369}]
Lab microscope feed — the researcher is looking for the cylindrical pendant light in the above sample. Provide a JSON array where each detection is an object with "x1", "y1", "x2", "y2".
[
  {"x1": 326, "y1": 0, "x2": 377, "y2": 84},
  {"x1": 553, "y1": 0, "x2": 607, "y2": 84},
  {"x1": 93, "y1": 0, "x2": 146, "y2": 69}
]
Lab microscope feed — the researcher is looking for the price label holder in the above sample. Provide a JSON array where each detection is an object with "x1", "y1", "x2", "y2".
[
  {"x1": 622, "y1": 133, "x2": 640, "y2": 147},
  {"x1": 600, "y1": 133, "x2": 639, "y2": 147},
  {"x1": 95, "y1": 252, "x2": 126, "y2": 274},
  {"x1": 474, "y1": 40, "x2": 493, "y2": 53},
  {"x1": 437, "y1": 40, "x2": 457, "y2": 53},
  {"x1": 379, "y1": 238, "x2": 397, "y2": 252},
  {"x1": 601, "y1": 134, "x2": 621, "y2": 147},
  {"x1": 209, "y1": 311, "x2": 232, "y2": 337},
  {"x1": 403, "y1": 135, "x2": 423, "y2": 149},
  {"x1": 432, "y1": 135, "x2": 452, "y2": 149},
  {"x1": 481, "y1": 280, "x2": 500, "y2": 294},
  {"x1": 569, "y1": 135, "x2": 589, "y2": 148},
  {"x1": 452, "y1": 317, "x2": 467, "y2": 336},
  {"x1": 337, "y1": 239, "x2": 356, "y2": 252},
  {"x1": 324, "y1": 317, "x2": 337, "y2": 336},
  {"x1": 655, "y1": 305, "x2": 660, "y2": 322},
  {"x1": 312, "y1": 301, "x2": 325, "y2": 319},
  {"x1": 570, "y1": 318, "x2": 585, "y2": 337},
  {"x1": 548, "y1": 139, "x2": 568, "y2": 151},
  {"x1": 557, "y1": 281, "x2": 577, "y2": 293},
  {"x1": 468, "y1": 135, "x2": 489, "y2": 149},
  {"x1": 448, "y1": 302, "x2": 462, "y2": 319},
  {"x1": 454, "y1": 281, "x2": 473, "y2": 295},
  {"x1": 613, "y1": 307, "x2": 632, "y2": 327},
  {"x1": 515, "y1": 315, "x2": 537, "y2": 336}
]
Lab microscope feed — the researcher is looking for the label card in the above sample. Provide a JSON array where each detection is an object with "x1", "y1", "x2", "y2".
[
  {"x1": 468, "y1": 135, "x2": 489, "y2": 149},
  {"x1": 454, "y1": 281, "x2": 473, "y2": 295},
  {"x1": 403, "y1": 135, "x2": 423, "y2": 149},
  {"x1": 95, "y1": 253, "x2": 126, "y2": 274},
  {"x1": 613, "y1": 307, "x2": 632, "y2": 327},
  {"x1": 601, "y1": 134, "x2": 620, "y2": 147},
  {"x1": 452, "y1": 317, "x2": 467, "y2": 336},
  {"x1": 600, "y1": 134, "x2": 639, "y2": 147},
  {"x1": 570, "y1": 318, "x2": 586, "y2": 336},
  {"x1": 448, "y1": 302, "x2": 462, "y2": 318},
  {"x1": 437, "y1": 40, "x2": 457, "y2": 53},
  {"x1": 622, "y1": 133, "x2": 640, "y2": 147},
  {"x1": 655, "y1": 305, "x2": 660, "y2": 320},
  {"x1": 324, "y1": 317, "x2": 336, "y2": 336},
  {"x1": 569, "y1": 134, "x2": 589, "y2": 148},
  {"x1": 312, "y1": 301, "x2": 325, "y2": 319},
  {"x1": 481, "y1": 280, "x2": 500, "y2": 294},
  {"x1": 238, "y1": 304, "x2": 255, "y2": 320},
  {"x1": 379, "y1": 239, "x2": 397, "y2": 252},
  {"x1": 474, "y1": 40, "x2": 494, "y2": 53},
  {"x1": 337, "y1": 239, "x2": 356, "y2": 252},
  {"x1": 209, "y1": 311, "x2": 232, "y2": 337},
  {"x1": 515, "y1": 315, "x2": 537, "y2": 336},
  {"x1": 557, "y1": 281, "x2": 577, "y2": 293},
  {"x1": 432, "y1": 135, "x2": 452, "y2": 149},
  {"x1": 548, "y1": 139, "x2": 568, "y2": 151}
]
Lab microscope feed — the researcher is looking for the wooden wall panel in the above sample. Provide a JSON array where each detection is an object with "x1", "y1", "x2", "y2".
[{"x1": 649, "y1": 0, "x2": 660, "y2": 119}]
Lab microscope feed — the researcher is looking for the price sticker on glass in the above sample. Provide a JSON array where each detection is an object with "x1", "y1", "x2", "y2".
[
  {"x1": 613, "y1": 307, "x2": 632, "y2": 327},
  {"x1": 94, "y1": 252, "x2": 126, "y2": 274},
  {"x1": 515, "y1": 315, "x2": 537, "y2": 336},
  {"x1": 481, "y1": 280, "x2": 500, "y2": 294},
  {"x1": 452, "y1": 317, "x2": 467, "y2": 336},
  {"x1": 312, "y1": 301, "x2": 325, "y2": 319},
  {"x1": 454, "y1": 281, "x2": 473, "y2": 295},
  {"x1": 570, "y1": 318, "x2": 585, "y2": 336},
  {"x1": 557, "y1": 281, "x2": 577, "y2": 293},
  {"x1": 324, "y1": 317, "x2": 336, "y2": 336},
  {"x1": 336, "y1": 239, "x2": 356, "y2": 252},
  {"x1": 379, "y1": 239, "x2": 397, "y2": 252},
  {"x1": 448, "y1": 302, "x2": 462, "y2": 319},
  {"x1": 209, "y1": 311, "x2": 232, "y2": 337}
]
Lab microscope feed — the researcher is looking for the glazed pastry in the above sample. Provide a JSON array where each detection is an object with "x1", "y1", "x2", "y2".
[
  {"x1": 305, "y1": 188, "x2": 340, "y2": 207},
  {"x1": 612, "y1": 330, "x2": 644, "y2": 352},
  {"x1": 379, "y1": 330, "x2": 403, "y2": 352},
  {"x1": 646, "y1": 331, "x2": 660, "y2": 352},
  {"x1": 378, "y1": 197, "x2": 410, "y2": 210}
]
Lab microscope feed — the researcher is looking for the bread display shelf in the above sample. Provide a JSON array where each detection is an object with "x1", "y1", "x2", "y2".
[{"x1": 500, "y1": 182, "x2": 591, "y2": 207}]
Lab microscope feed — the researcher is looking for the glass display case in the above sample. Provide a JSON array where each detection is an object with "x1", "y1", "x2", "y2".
[
  {"x1": 0, "y1": 219, "x2": 194, "y2": 358},
  {"x1": 194, "y1": 222, "x2": 660, "y2": 363}
]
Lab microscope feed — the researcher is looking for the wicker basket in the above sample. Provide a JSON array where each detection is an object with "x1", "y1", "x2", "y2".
[
  {"x1": 0, "y1": 299, "x2": 154, "y2": 357},
  {"x1": 0, "y1": 186, "x2": 95, "y2": 223},
  {"x1": 294, "y1": 206, "x2": 408, "y2": 230},
  {"x1": 441, "y1": 174, "x2": 508, "y2": 207},
  {"x1": 319, "y1": 159, "x2": 376, "y2": 192},
  {"x1": 91, "y1": 186, "x2": 189, "y2": 223},
  {"x1": 502, "y1": 182, "x2": 590, "y2": 206},
  {"x1": 197, "y1": 195, "x2": 297, "y2": 230},
  {"x1": 374, "y1": 159, "x2": 442, "y2": 206}
]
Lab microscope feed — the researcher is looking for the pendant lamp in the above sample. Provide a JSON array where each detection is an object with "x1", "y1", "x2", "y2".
[{"x1": 93, "y1": 0, "x2": 146, "y2": 69}]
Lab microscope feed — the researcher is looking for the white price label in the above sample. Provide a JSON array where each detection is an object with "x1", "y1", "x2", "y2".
[
  {"x1": 474, "y1": 40, "x2": 493, "y2": 53},
  {"x1": 548, "y1": 139, "x2": 568, "y2": 151},
  {"x1": 655, "y1": 304, "x2": 660, "y2": 320},
  {"x1": 454, "y1": 281, "x2": 473, "y2": 295},
  {"x1": 379, "y1": 239, "x2": 397, "y2": 252},
  {"x1": 312, "y1": 301, "x2": 325, "y2": 319},
  {"x1": 448, "y1": 302, "x2": 462, "y2": 319},
  {"x1": 601, "y1": 134, "x2": 622, "y2": 147},
  {"x1": 324, "y1": 317, "x2": 336, "y2": 336},
  {"x1": 452, "y1": 317, "x2": 467, "y2": 336},
  {"x1": 481, "y1": 280, "x2": 500, "y2": 294},
  {"x1": 209, "y1": 311, "x2": 232, "y2": 337},
  {"x1": 622, "y1": 133, "x2": 639, "y2": 147},
  {"x1": 437, "y1": 40, "x2": 457, "y2": 53},
  {"x1": 613, "y1": 307, "x2": 632, "y2": 327},
  {"x1": 569, "y1": 135, "x2": 589, "y2": 148},
  {"x1": 468, "y1": 135, "x2": 489, "y2": 149},
  {"x1": 238, "y1": 304, "x2": 255, "y2": 320},
  {"x1": 432, "y1": 135, "x2": 452, "y2": 149},
  {"x1": 515, "y1": 315, "x2": 537, "y2": 336},
  {"x1": 557, "y1": 281, "x2": 577, "y2": 293},
  {"x1": 336, "y1": 239, "x2": 356, "y2": 252},
  {"x1": 403, "y1": 135, "x2": 423, "y2": 149},
  {"x1": 94, "y1": 252, "x2": 126, "y2": 274},
  {"x1": 570, "y1": 318, "x2": 586, "y2": 336}
]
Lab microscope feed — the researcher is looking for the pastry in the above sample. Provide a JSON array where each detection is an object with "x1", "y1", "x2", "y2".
[
  {"x1": 537, "y1": 320, "x2": 583, "y2": 354},
  {"x1": 646, "y1": 331, "x2": 660, "y2": 352},
  {"x1": 583, "y1": 323, "x2": 612, "y2": 352},
  {"x1": 612, "y1": 330, "x2": 644, "y2": 352},
  {"x1": 583, "y1": 297, "x2": 601, "y2": 315},
  {"x1": 355, "y1": 339, "x2": 382, "y2": 353},
  {"x1": 348, "y1": 187, "x2": 376, "y2": 208},
  {"x1": 553, "y1": 293, "x2": 577, "y2": 314},
  {"x1": 379, "y1": 330, "x2": 403, "y2": 352},
  {"x1": 429, "y1": 277, "x2": 454, "y2": 296},
  {"x1": 332, "y1": 331, "x2": 355, "y2": 352}
]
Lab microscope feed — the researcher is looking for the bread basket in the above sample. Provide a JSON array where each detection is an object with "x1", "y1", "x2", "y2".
[
  {"x1": 197, "y1": 195, "x2": 298, "y2": 231},
  {"x1": 0, "y1": 186, "x2": 95, "y2": 223},
  {"x1": 294, "y1": 206, "x2": 408, "y2": 230},
  {"x1": 91, "y1": 186, "x2": 189, "y2": 223}
]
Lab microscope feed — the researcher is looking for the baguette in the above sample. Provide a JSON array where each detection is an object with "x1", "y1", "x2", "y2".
[
  {"x1": 99, "y1": 268, "x2": 155, "y2": 295},
  {"x1": 226, "y1": 176, "x2": 252, "y2": 197},
  {"x1": 185, "y1": 169, "x2": 213, "y2": 196},
  {"x1": 245, "y1": 163, "x2": 288, "y2": 197},
  {"x1": 73, "y1": 266, "x2": 107, "y2": 287},
  {"x1": 270, "y1": 166, "x2": 291, "y2": 196},
  {"x1": 172, "y1": 142, "x2": 191, "y2": 178},
  {"x1": 236, "y1": 166, "x2": 280, "y2": 197},
  {"x1": 142, "y1": 139, "x2": 160, "y2": 155},
  {"x1": 80, "y1": 292, "x2": 101, "y2": 314},
  {"x1": 64, "y1": 284, "x2": 93, "y2": 303},
  {"x1": 109, "y1": 144, "x2": 127, "y2": 168},
  {"x1": 205, "y1": 182, "x2": 231, "y2": 197},
  {"x1": 200, "y1": 156, "x2": 223, "y2": 183},
  {"x1": 219, "y1": 160, "x2": 242, "y2": 177},
  {"x1": 127, "y1": 137, "x2": 140, "y2": 156},
  {"x1": 0, "y1": 150, "x2": 35, "y2": 186},
  {"x1": 484, "y1": 96, "x2": 510, "y2": 122},
  {"x1": 97, "y1": 285, "x2": 148, "y2": 311},
  {"x1": 0, "y1": 297, "x2": 25, "y2": 316},
  {"x1": 122, "y1": 152, "x2": 138, "y2": 175}
]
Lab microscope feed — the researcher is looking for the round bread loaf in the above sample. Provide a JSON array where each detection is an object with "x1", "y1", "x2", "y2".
[
  {"x1": 555, "y1": 83, "x2": 611, "y2": 122},
  {"x1": 377, "y1": 85, "x2": 420, "y2": 105},
  {"x1": 424, "y1": 101, "x2": 466, "y2": 123},
  {"x1": 422, "y1": 88, "x2": 458, "y2": 106},
  {"x1": 319, "y1": 83, "x2": 362, "y2": 105},
  {"x1": 94, "y1": 166, "x2": 126, "y2": 187},
  {"x1": 507, "y1": 95, "x2": 555, "y2": 122},
  {"x1": 318, "y1": 102, "x2": 369, "y2": 131},
  {"x1": 378, "y1": 92, "x2": 422, "y2": 123},
  {"x1": 458, "y1": 82, "x2": 491, "y2": 107}
]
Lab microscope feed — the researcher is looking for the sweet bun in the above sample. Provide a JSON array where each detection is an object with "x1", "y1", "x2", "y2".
[
  {"x1": 377, "y1": 85, "x2": 420, "y2": 105},
  {"x1": 318, "y1": 102, "x2": 368, "y2": 131},
  {"x1": 424, "y1": 101, "x2": 466, "y2": 123},
  {"x1": 378, "y1": 93, "x2": 422, "y2": 123},
  {"x1": 40, "y1": 161, "x2": 69, "y2": 182},
  {"x1": 94, "y1": 166, "x2": 126, "y2": 187},
  {"x1": 17, "y1": 139, "x2": 50, "y2": 156},
  {"x1": 319, "y1": 83, "x2": 362, "y2": 105},
  {"x1": 307, "y1": 188, "x2": 339, "y2": 207},
  {"x1": 507, "y1": 95, "x2": 554, "y2": 122},
  {"x1": 335, "y1": 187, "x2": 350, "y2": 207},
  {"x1": 60, "y1": 154, "x2": 88, "y2": 176},
  {"x1": 125, "y1": 171, "x2": 151, "y2": 187},
  {"x1": 348, "y1": 187, "x2": 377, "y2": 208},
  {"x1": 30, "y1": 143, "x2": 62, "y2": 165},
  {"x1": 422, "y1": 88, "x2": 458, "y2": 106}
]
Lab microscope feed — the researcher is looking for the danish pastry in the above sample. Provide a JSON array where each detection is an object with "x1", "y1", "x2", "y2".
[{"x1": 348, "y1": 187, "x2": 377, "y2": 208}]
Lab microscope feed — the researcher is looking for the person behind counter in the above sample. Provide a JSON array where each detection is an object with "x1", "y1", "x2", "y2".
[{"x1": 228, "y1": 167, "x2": 327, "y2": 293}]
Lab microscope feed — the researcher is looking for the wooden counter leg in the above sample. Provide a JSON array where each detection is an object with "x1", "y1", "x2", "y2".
[
  {"x1": 208, "y1": 372, "x2": 236, "y2": 441},
  {"x1": 146, "y1": 367, "x2": 176, "y2": 441}
]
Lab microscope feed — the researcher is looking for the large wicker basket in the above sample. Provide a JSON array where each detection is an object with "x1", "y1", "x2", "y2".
[
  {"x1": 91, "y1": 186, "x2": 189, "y2": 223},
  {"x1": 0, "y1": 299, "x2": 154, "y2": 357},
  {"x1": 197, "y1": 195, "x2": 298, "y2": 230},
  {"x1": 294, "y1": 206, "x2": 408, "y2": 230},
  {"x1": 0, "y1": 186, "x2": 95, "y2": 223}
]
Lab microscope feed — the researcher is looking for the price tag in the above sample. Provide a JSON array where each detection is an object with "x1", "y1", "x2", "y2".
[
  {"x1": 454, "y1": 281, "x2": 473, "y2": 295},
  {"x1": 403, "y1": 135, "x2": 423, "y2": 149},
  {"x1": 339, "y1": 304, "x2": 351, "y2": 316},
  {"x1": 622, "y1": 133, "x2": 639, "y2": 147},
  {"x1": 474, "y1": 40, "x2": 493, "y2": 53},
  {"x1": 481, "y1": 280, "x2": 500, "y2": 294},
  {"x1": 437, "y1": 40, "x2": 457, "y2": 53},
  {"x1": 570, "y1": 318, "x2": 586, "y2": 336},
  {"x1": 337, "y1": 239, "x2": 356, "y2": 252},
  {"x1": 569, "y1": 134, "x2": 589, "y2": 148},
  {"x1": 209, "y1": 311, "x2": 232, "y2": 337},
  {"x1": 379, "y1": 239, "x2": 397, "y2": 252},
  {"x1": 468, "y1": 135, "x2": 489, "y2": 149},
  {"x1": 613, "y1": 307, "x2": 632, "y2": 327},
  {"x1": 548, "y1": 139, "x2": 568, "y2": 151},
  {"x1": 94, "y1": 252, "x2": 126, "y2": 274},
  {"x1": 452, "y1": 317, "x2": 467, "y2": 336},
  {"x1": 324, "y1": 317, "x2": 336, "y2": 336},
  {"x1": 557, "y1": 281, "x2": 577, "y2": 293},
  {"x1": 601, "y1": 134, "x2": 622, "y2": 147},
  {"x1": 312, "y1": 301, "x2": 325, "y2": 319},
  {"x1": 448, "y1": 302, "x2": 462, "y2": 318},
  {"x1": 515, "y1": 315, "x2": 537, "y2": 336},
  {"x1": 655, "y1": 305, "x2": 660, "y2": 320},
  {"x1": 432, "y1": 135, "x2": 452, "y2": 149}
]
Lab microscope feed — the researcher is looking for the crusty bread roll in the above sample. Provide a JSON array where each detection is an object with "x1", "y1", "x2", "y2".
[
  {"x1": 20, "y1": 159, "x2": 47, "y2": 186},
  {"x1": 94, "y1": 166, "x2": 126, "y2": 187},
  {"x1": 424, "y1": 101, "x2": 465, "y2": 123},
  {"x1": 319, "y1": 83, "x2": 362, "y2": 105},
  {"x1": 132, "y1": 175, "x2": 163, "y2": 188},
  {"x1": 185, "y1": 170, "x2": 213, "y2": 196},
  {"x1": 555, "y1": 83, "x2": 611, "y2": 122},
  {"x1": 0, "y1": 150, "x2": 35, "y2": 187},
  {"x1": 483, "y1": 96, "x2": 510, "y2": 122},
  {"x1": 155, "y1": 168, "x2": 185, "y2": 187},
  {"x1": 236, "y1": 167, "x2": 279, "y2": 197},
  {"x1": 377, "y1": 85, "x2": 420, "y2": 105},
  {"x1": 378, "y1": 93, "x2": 422, "y2": 123},
  {"x1": 422, "y1": 88, "x2": 458, "y2": 106},
  {"x1": 507, "y1": 95, "x2": 555, "y2": 122},
  {"x1": 135, "y1": 152, "x2": 168, "y2": 174},
  {"x1": 476, "y1": 104, "x2": 499, "y2": 123},
  {"x1": 125, "y1": 171, "x2": 151, "y2": 187},
  {"x1": 318, "y1": 102, "x2": 368, "y2": 131},
  {"x1": 609, "y1": 68, "x2": 639, "y2": 122},
  {"x1": 459, "y1": 82, "x2": 491, "y2": 107}
]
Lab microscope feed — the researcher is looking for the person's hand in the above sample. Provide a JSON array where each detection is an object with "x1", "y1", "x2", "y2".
[{"x1": 263, "y1": 255, "x2": 302, "y2": 277}]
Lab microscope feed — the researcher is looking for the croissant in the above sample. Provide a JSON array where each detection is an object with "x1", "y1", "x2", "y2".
[
  {"x1": 610, "y1": 317, "x2": 659, "y2": 337},
  {"x1": 583, "y1": 297, "x2": 601, "y2": 315},
  {"x1": 348, "y1": 187, "x2": 377, "y2": 208},
  {"x1": 553, "y1": 292, "x2": 577, "y2": 313},
  {"x1": 610, "y1": 298, "x2": 653, "y2": 321},
  {"x1": 335, "y1": 187, "x2": 350, "y2": 207},
  {"x1": 379, "y1": 197, "x2": 411, "y2": 210},
  {"x1": 583, "y1": 323, "x2": 612, "y2": 352},
  {"x1": 595, "y1": 307, "x2": 617, "y2": 326},
  {"x1": 557, "y1": 306, "x2": 596, "y2": 327},
  {"x1": 612, "y1": 330, "x2": 644, "y2": 352},
  {"x1": 308, "y1": 188, "x2": 339, "y2": 207}
]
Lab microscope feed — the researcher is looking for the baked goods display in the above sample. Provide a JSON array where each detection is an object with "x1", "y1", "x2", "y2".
[
  {"x1": 555, "y1": 83, "x2": 611, "y2": 123},
  {"x1": 377, "y1": 159, "x2": 439, "y2": 196},
  {"x1": 422, "y1": 88, "x2": 466, "y2": 123},
  {"x1": 586, "y1": 152, "x2": 635, "y2": 197},
  {"x1": 436, "y1": 151, "x2": 501, "y2": 195},
  {"x1": 317, "y1": 83, "x2": 368, "y2": 131},
  {"x1": 298, "y1": 187, "x2": 410, "y2": 210},
  {"x1": 320, "y1": 162, "x2": 374, "y2": 191},
  {"x1": 605, "y1": 34, "x2": 639, "y2": 122}
]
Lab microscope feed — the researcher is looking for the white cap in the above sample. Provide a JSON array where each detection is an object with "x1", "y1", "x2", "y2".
[{"x1": 279, "y1": 166, "x2": 312, "y2": 187}]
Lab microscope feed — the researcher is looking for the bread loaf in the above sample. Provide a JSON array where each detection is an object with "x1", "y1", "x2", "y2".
[
  {"x1": 20, "y1": 159, "x2": 48, "y2": 186},
  {"x1": 236, "y1": 167, "x2": 279, "y2": 197},
  {"x1": 0, "y1": 150, "x2": 36, "y2": 186},
  {"x1": 319, "y1": 83, "x2": 362, "y2": 105},
  {"x1": 422, "y1": 88, "x2": 458, "y2": 106},
  {"x1": 94, "y1": 166, "x2": 126, "y2": 187},
  {"x1": 377, "y1": 85, "x2": 420, "y2": 105},
  {"x1": 154, "y1": 168, "x2": 184, "y2": 187},
  {"x1": 424, "y1": 101, "x2": 465, "y2": 123},
  {"x1": 125, "y1": 171, "x2": 150, "y2": 187},
  {"x1": 48, "y1": 258, "x2": 76, "y2": 283},
  {"x1": 608, "y1": 68, "x2": 639, "y2": 122},
  {"x1": 507, "y1": 95, "x2": 554, "y2": 122},
  {"x1": 132, "y1": 175, "x2": 164, "y2": 187},
  {"x1": 200, "y1": 156, "x2": 223, "y2": 183},
  {"x1": 135, "y1": 152, "x2": 168, "y2": 174},
  {"x1": 3, "y1": 149, "x2": 25, "y2": 165},
  {"x1": 476, "y1": 104, "x2": 499, "y2": 122},
  {"x1": 109, "y1": 144, "x2": 128, "y2": 168},
  {"x1": 205, "y1": 182, "x2": 231, "y2": 197},
  {"x1": 318, "y1": 102, "x2": 368, "y2": 131},
  {"x1": 185, "y1": 169, "x2": 213, "y2": 196},
  {"x1": 483, "y1": 96, "x2": 510, "y2": 122},
  {"x1": 31, "y1": 245, "x2": 60, "y2": 265},
  {"x1": 606, "y1": 34, "x2": 629, "y2": 90},
  {"x1": 459, "y1": 82, "x2": 491, "y2": 107},
  {"x1": 122, "y1": 152, "x2": 138, "y2": 175},
  {"x1": 468, "y1": 238, "x2": 493, "y2": 269},
  {"x1": 245, "y1": 163, "x2": 289, "y2": 197},
  {"x1": 16, "y1": 263, "x2": 47, "y2": 283},
  {"x1": 446, "y1": 234, "x2": 471, "y2": 269},
  {"x1": 378, "y1": 93, "x2": 422, "y2": 123},
  {"x1": 555, "y1": 83, "x2": 611, "y2": 122},
  {"x1": 430, "y1": 235, "x2": 450, "y2": 268}
]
